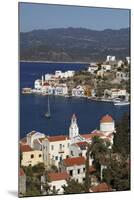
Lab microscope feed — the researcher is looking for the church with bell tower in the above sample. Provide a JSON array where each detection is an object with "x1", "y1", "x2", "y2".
[{"x1": 69, "y1": 114, "x2": 80, "y2": 142}]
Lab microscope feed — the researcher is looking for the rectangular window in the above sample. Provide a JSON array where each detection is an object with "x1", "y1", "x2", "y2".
[
  {"x1": 31, "y1": 154, "x2": 34, "y2": 159},
  {"x1": 69, "y1": 170, "x2": 73, "y2": 176},
  {"x1": 51, "y1": 145, "x2": 54, "y2": 150},
  {"x1": 55, "y1": 156, "x2": 58, "y2": 160},
  {"x1": 53, "y1": 186, "x2": 56, "y2": 190},
  {"x1": 59, "y1": 144, "x2": 62, "y2": 149},
  {"x1": 83, "y1": 168, "x2": 85, "y2": 172},
  {"x1": 78, "y1": 169, "x2": 80, "y2": 174},
  {"x1": 71, "y1": 150, "x2": 74, "y2": 156}
]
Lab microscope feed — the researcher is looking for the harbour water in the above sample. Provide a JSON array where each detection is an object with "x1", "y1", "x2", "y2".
[{"x1": 20, "y1": 62, "x2": 130, "y2": 138}]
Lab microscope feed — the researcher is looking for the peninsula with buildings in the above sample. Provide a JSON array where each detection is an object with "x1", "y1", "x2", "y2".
[{"x1": 22, "y1": 55, "x2": 130, "y2": 105}]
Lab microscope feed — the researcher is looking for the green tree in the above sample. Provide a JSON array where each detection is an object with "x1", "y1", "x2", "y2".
[
  {"x1": 103, "y1": 158, "x2": 130, "y2": 191},
  {"x1": 84, "y1": 143, "x2": 91, "y2": 192},
  {"x1": 91, "y1": 136, "x2": 110, "y2": 180},
  {"x1": 113, "y1": 113, "x2": 130, "y2": 156},
  {"x1": 62, "y1": 179, "x2": 85, "y2": 194},
  {"x1": 41, "y1": 171, "x2": 51, "y2": 195}
]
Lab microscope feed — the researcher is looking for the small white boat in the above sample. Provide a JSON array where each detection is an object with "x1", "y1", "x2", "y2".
[{"x1": 113, "y1": 100, "x2": 130, "y2": 106}]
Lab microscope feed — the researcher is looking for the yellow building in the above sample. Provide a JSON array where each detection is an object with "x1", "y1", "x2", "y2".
[{"x1": 20, "y1": 144, "x2": 43, "y2": 166}]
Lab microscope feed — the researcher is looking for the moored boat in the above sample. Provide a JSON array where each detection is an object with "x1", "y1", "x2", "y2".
[{"x1": 113, "y1": 100, "x2": 130, "y2": 106}]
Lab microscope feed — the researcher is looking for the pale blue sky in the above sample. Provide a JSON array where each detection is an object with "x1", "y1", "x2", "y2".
[{"x1": 19, "y1": 2, "x2": 130, "y2": 32}]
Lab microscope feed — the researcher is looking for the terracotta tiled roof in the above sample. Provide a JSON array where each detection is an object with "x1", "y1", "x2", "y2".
[
  {"x1": 90, "y1": 182, "x2": 112, "y2": 192},
  {"x1": 20, "y1": 168, "x2": 25, "y2": 177},
  {"x1": 47, "y1": 135, "x2": 69, "y2": 142},
  {"x1": 81, "y1": 131, "x2": 103, "y2": 140},
  {"x1": 43, "y1": 82, "x2": 50, "y2": 86},
  {"x1": 20, "y1": 144, "x2": 33, "y2": 152},
  {"x1": 63, "y1": 157, "x2": 85, "y2": 167},
  {"x1": 76, "y1": 141, "x2": 88, "y2": 150},
  {"x1": 20, "y1": 137, "x2": 27, "y2": 144},
  {"x1": 100, "y1": 115, "x2": 113, "y2": 123},
  {"x1": 48, "y1": 172, "x2": 69, "y2": 181}
]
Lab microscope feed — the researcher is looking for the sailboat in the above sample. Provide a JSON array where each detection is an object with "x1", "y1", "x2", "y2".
[{"x1": 45, "y1": 95, "x2": 51, "y2": 118}]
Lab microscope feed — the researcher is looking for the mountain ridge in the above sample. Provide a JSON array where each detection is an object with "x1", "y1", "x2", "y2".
[{"x1": 20, "y1": 27, "x2": 130, "y2": 62}]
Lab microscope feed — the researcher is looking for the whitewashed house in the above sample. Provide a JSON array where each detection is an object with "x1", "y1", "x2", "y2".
[
  {"x1": 41, "y1": 172, "x2": 69, "y2": 195},
  {"x1": 101, "y1": 64, "x2": 111, "y2": 71},
  {"x1": 126, "y1": 57, "x2": 130, "y2": 65},
  {"x1": 45, "y1": 74, "x2": 53, "y2": 81},
  {"x1": 42, "y1": 135, "x2": 71, "y2": 168},
  {"x1": 34, "y1": 79, "x2": 42, "y2": 90},
  {"x1": 59, "y1": 156, "x2": 86, "y2": 183},
  {"x1": 88, "y1": 64, "x2": 98, "y2": 74},
  {"x1": 54, "y1": 84, "x2": 68, "y2": 96},
  {"x1": 72, "y1": 85, "x2": 85, "y2": 97},
  {"x1": 106, "y1": 55, "x2": 116, "y2": 62},
  {"x1": 69, "y1": 141, "x2": 93, "y2": 166},
  {"x1": 117, "y1": 60, "x2": 124, "y2": 67},
  {"x1": 116, "y1": 71, "x2": 129, "y2": 81}
]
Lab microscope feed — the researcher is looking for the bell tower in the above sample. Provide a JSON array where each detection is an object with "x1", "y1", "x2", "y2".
[{"x1": 69, "y1": 114, "x2": 79, "y2": 140}]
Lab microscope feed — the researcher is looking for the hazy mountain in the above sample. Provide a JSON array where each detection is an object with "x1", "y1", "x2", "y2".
[{"x1": 20, "y1": 27, "x2": 130, "y2": 62}]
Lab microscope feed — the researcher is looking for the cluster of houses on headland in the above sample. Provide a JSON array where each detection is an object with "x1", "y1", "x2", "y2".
[
  {"x1": 22, "y1": 55, "x2": 130, "y2": 102},
  {"x1": 19, "y1": 113, "x2": 116, "y2": 195}
]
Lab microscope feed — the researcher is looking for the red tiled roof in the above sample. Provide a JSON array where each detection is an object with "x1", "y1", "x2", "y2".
[
  {"x1": 100, "y1": 115, "x2": 113, "y2": 123},
  {"x1": 20, "y1": 144, "x2": 33, "y2": 152},
  {"x1": 20, "y1": 137, "x2": 27, "y2": 144},
  {"x1": 76, "y1": 141, "x2": 88, "y2": 150},
  {"x1": 20, "y1": 168, "x2": 25, "y2": 177},
  {"x1": 90, "y1": 182, "x2": 112, "y2": 192},
  {"x1": 81, "y1": 131, "x2": 103, "y2": 140},
  {"x1": 43, "y1": 82, "x2": 50, "y2": 86},
  {"x1": 63, "y1": 157, "x2": 85, "y2": 167},
  {"x1": 48, "y1": 172, "x2": 69, "y2": 181},
  {"x1": 47, "y1": 135, "x2": 69, "y2": 142}
]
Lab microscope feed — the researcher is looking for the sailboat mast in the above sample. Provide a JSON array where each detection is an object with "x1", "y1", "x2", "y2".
[{"x1": 48, "y1": 95, "x2": 50, "y2": 115}]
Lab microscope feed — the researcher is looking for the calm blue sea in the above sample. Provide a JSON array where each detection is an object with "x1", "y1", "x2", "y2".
[{"x1": 20, "y1": 62, "x2": 129, "y2": 138}]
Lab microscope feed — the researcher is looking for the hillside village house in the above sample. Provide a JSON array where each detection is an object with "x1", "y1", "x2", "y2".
[
  {"x1": 20, "y1": 144, "x2": 43, "y2": 166},
  {"x1": 41, "y1": 172, "x2": 69, "y2": 195},
  {"x1": 104, "y1": 88, "x2": 128, "y2": 99},
  {"x1": 101, "y1": 64, "x2": 111, "y2": 72},
  {"x1": 54, "y1": 84, "x2": 68, "y2": 96},
  {"x1": 88, "y1": 64, "x2": 98, "y2": 74},
  {"x1": 106, "y1": 55, "x2": 116, "y2": 62},
  {"x1": 69, "y1": 141, "x2": 93, "y2": 166},
  {"x1": 116, "y1": 71, "x2": 129, "y2": 81},
  {"x1": 55, "y1": 70, "x2": 75, "y2": 78},
  {"x1": 59, "y1": 156, "x2": 86, "y2": 183},
  {"x1": 72, "y1": 85, "x2": 85, "y2": 97}
]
